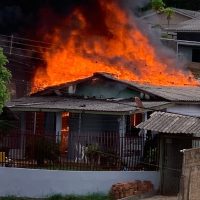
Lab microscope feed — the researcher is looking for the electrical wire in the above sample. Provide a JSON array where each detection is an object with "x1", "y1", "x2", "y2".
[{"x1": 0, "y1": 33, "x2": 57, "y2": 46}]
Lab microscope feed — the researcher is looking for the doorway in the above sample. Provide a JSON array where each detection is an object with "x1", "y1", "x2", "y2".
[{"x1": 161, "y1": 135, "x2": 192, "y2": 195}]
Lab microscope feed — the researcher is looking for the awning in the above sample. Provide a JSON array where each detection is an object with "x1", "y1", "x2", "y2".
[
  {"x1": 137, "y1": 111, "x2": 200, "y2": 135},
  {"x1": 6, "y1": 96, "x2": 172, "y2": 115}
]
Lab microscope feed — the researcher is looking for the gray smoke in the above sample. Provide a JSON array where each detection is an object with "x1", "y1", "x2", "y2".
[
  {"x1": 121, "y1": 0, "x2": 150, "y2": 14},
  {"x1": 121, "y1": 0, "x2": 189, "y2": 72}
]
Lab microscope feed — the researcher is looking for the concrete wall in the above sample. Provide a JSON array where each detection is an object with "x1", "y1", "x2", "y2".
[
  {"x1": 167, "y1": 104, "x2": 200, "y2": 117},
  {"x1": 0, "y1": 167, "x2": 160, "y2": 198}
]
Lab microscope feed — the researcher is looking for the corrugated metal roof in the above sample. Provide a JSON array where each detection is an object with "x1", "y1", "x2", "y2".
[
  {"x1": 137, "y1": 111, "x2": 200, "y2": 135},
  {"x1": 92, "y1": 74, "x2": 200, "y2": 102},
  {"x1": 131, "y1": 85, "x2": 200, "y2": 102},
  {"x1": 32, "y1": 73, "x2": 200, "y2": 102},
  {"x1": 6, "y1": 97, "x2": 171, "y2": 114}
]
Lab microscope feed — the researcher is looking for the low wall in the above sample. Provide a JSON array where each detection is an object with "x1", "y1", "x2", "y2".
[{"x1": 0, "y1": 167, "x2": 160, "y2": 198}]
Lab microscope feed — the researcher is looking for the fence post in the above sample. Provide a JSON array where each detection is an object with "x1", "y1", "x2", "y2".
[{"x1": 9, "y1": 35, "x2": 13, "y2": 55}]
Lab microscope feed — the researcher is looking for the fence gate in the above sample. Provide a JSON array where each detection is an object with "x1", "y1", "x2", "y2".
[{"x1": 161, "y1": 135, "x2": 192, "y2": 195}]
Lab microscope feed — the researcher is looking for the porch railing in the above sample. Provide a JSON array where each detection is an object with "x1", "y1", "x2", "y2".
[{"x1": 0, "y1": 131, "x2": 159, "y2": 171}]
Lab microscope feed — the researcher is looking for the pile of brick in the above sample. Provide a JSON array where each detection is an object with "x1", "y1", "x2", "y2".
[{"x1": 110, "y1": 180, "x2": 154, "y2": 199}]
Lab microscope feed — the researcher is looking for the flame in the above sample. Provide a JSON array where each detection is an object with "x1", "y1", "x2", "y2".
[{"x1": 32, "y1": 1, "x2": 198, "y2": 92}]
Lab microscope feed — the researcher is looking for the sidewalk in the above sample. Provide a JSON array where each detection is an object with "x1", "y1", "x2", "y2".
[{"x1": 141, "y1": 196, "x2": 177, "y2": 200}]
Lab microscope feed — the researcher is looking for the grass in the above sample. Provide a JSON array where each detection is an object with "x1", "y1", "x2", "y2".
[
  {"x1": 0, "y1": 194, "x2": 111, "y2": 200},
  {"x1": 48, "y1": 194, "x2": 110, "y2": 200}
]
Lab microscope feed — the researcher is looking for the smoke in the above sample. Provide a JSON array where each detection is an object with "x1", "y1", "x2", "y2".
[
  {"x1": 125, "y1": 0, "x2": 150, "y2": 8},
  {"x1": 0, "y1": 0, "x2": 189, "y2": 79},
  {"x1": 0, "y1": 5, "x2": 23, "y2": 33}
]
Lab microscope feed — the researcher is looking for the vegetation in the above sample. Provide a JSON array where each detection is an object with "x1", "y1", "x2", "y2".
[
  {"x1": 0, "y1": 48, "x2": 11, "y2": 113},
  {"x1": 48, "y1": 194, "x2": 110, "y2": 200},
  {"x1": 151, "y1": 0, "x2": 165, "y2": 12},
  {"x1": 164, "y1": 7, "x2": 174, "y2": 27},
  {"x1": 0, "y1": 194, "x2": 111, "y2": 200},
  {"x1": 151, "y1": 0, "x2": 174, "y2": 27},
  {"x1": 26, "y1": 136, "x2": 60, "y2": 166}
]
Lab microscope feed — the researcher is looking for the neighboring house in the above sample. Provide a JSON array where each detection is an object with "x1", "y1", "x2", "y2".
[
  {"x1": 137, "y1": 111, "x2": 200, "y2": 195},
  {"x1": 163, "y1": 19, "x2": 200, "y2": 79},
  {"x1": 166, "y1": 19, "x2": 200, "y2": 61},
  {"x1": 141, "y1": 8, "x2": 200, "y2": 31},
  {"x1": 3, "y1": 72, "x2": 200, "y2": 173},
  {"x1": 142, "y1": 8, "x2": 200, "y2": 79}
]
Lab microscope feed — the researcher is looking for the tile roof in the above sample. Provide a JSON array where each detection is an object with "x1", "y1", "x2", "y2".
[
  {"x1": 6, "y1": 96, "x2": 171, "y2": 114},
  {"x1": 167, "y1": 19, "x2": 200, "y2": 32},
  {"x1": 173, "y1": 8, "x2": 200, "y2": 19},
  {"x1": 137, "y1": 111, "x2": 200, "y2": 135}
]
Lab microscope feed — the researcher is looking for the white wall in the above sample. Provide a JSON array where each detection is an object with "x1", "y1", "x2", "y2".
[
  {"x1": 0, "y1": 167, "x2": 160, "y2": 198},
  {"x1": 167, "y1": 104, "x2": 200, "y2": 117}
]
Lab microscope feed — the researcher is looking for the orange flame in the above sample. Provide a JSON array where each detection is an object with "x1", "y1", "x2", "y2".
[{"x1": 32, "y1": 1, "x2": 198, "y2": 92}]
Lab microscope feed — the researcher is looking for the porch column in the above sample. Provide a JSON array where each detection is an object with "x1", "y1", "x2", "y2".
[
  {"x1": 159, "y1": 134, "x2": 164, "y2": 194},
  {"x1": 119, "y1": 115, "x2": 126, "y2": 159},
  {"x1": 20, "y1": 112, "x2": 26, "y2": 158},
  {"x1": 78, "y1": 113, "x2": 82, "y2": 134},
  {"x1": 56, "y1": 112, "x2": 62, "y2": 143}
]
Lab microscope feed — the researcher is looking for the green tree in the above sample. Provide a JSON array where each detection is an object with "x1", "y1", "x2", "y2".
[
  {"x1": 164, "y1": 7, "x2": 174, "y2": 27},
  {"x1": 0, "y1": 48, "x2": 11, "y2": 113},
  {"x1": 151, "y1": 0, "x2": 165, "y2": 12}
]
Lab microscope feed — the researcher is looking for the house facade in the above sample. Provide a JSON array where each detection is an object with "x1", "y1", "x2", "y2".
[{"x1": 6, "y1": 73, "x2": 173, "y2": 170}]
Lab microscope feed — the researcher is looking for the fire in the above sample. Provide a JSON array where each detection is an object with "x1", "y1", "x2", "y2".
[{"x1": 32, "y1": 1, "x2": 198, "y2": 92}]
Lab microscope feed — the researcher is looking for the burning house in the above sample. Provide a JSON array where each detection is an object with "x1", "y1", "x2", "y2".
[
  {"x1": 5, "y1": 72, "x2": 172, "y2": 169},
  {"x1": 4, "y1": 72, "x2": 200, "y2": 172}
]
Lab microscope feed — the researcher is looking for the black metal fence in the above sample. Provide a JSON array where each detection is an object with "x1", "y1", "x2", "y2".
[{"x1": 0, "y1": 131, "x2": 159, "y2": 171}]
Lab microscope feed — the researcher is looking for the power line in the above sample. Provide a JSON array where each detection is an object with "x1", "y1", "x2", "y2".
[
  {"x1": 0, "y1": 33, "x2": 57, "y2": 46},
  {"x1": 4, "y1": 51, "x2": 44, "y2": 60}
]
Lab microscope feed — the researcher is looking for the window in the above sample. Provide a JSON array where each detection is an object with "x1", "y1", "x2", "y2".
[{"x1": 192, "y1": 48, "x2": 200, "y2": 63}]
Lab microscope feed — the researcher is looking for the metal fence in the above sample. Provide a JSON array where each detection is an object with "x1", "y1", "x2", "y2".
[{"x1": 0, "y1": 131, "x2": 159, "y2": 171}]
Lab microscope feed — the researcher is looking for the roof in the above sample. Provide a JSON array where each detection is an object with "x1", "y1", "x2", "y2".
[
  {"x1": 141, "y1": 8, "x2": 200, "y2": 20},
  {"x1": 173, "y1": 8, "x2": 200, "y2": 19},
  {"x1": 137, "y1": 111, "x2": 200, "y2": 135},
  {"x1": 6, "y1": 96, "x2": 171, "y2": 115},
  {"x1": 33, "y1": 73, "x2": 200, "y2": 102},
  {"x1": 131, "y1": 84, "x2": 200, "y2": 102},
  {"x1": 167, "y1": 19, "x2": 200, "y2": 32}
]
